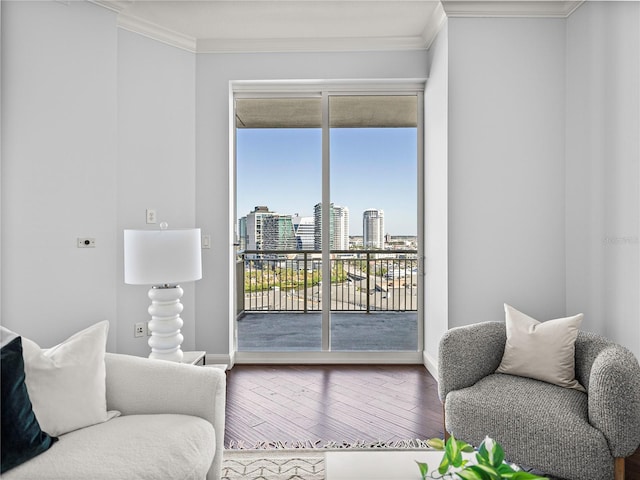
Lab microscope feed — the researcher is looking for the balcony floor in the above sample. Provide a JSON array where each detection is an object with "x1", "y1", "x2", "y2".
[{"x1": 237, "y1": 311, "x2": 418, "y2": 352}]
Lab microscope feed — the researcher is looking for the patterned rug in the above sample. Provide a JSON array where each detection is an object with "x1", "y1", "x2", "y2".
[
  {"x1": 225, "y1": 439, "x2": 433, "y2": 450},
  {"x1": 222, "y1": 445, "x2": 559, "y2": 480},
  {"x1": 222, "y1": 449, "x2": 324, "y2": 480}
]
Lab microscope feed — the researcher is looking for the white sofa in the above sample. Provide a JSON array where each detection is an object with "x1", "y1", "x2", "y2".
[{"x1": 4, "y1": 353, "x2": 226, "y2": 480}]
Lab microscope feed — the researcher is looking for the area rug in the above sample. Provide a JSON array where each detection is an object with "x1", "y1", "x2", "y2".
[
  {"x1": 222, "y1": 444, "x2": 559, "y2": 480},
  {"x1": 225, "y1": 439, "x2": 433, "y2": 450},
  {"x1": 222, "y1": 449, "x2": 325, "y2": 480}
]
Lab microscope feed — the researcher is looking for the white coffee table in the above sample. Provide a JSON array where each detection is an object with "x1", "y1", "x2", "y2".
[{"x1": 325, "y1": 450, "x2": 445, "y2": 480}]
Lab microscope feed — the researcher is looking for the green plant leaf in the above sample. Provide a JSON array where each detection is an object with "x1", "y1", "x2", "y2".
[
  {"x1": 455, "y1": 468, "x2": 487, "y2": 480},
  {"x1": 438, "y1": 453, "x2": 450, "y2": 475},
  {"x1": 476, "y1": 439, "x2": 491, "y2": 466},
  {"x1": 496, "y1": 463, "x2": 517, "y2": 475},
  {"x1": 491, "y1": 442, "x2": 505, "y2": 467},
  {"x1": 456, "y1": 439, "x2": 474, "y2": 454},
  {"x1": 427, "y1": 438, "x2": 445, "y2": 450},
  {"x1": 445, "y1": 435, "x2": 463, "y2": 467},
  {"x1": 467, "y1": 464, "x2": 501, "y2": 480},
  {"x1": 477, "y1": 437, "x2": 504, "y2": 468},
  {"x1": 415, "y1": 461, "x2": 429, "y2": 480},
  {"x1": 476, "y1": 448, "x2": 490, "y2": 467},
  {"x1": 509, "y1": 472, "x2": 549, "y2": 480},
  {"x1": 460, "y1": 443, "x2": 475, "y2": 453}
]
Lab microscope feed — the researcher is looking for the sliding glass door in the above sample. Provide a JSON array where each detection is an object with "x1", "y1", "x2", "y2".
[{"x1": 233, "y1": 82, "x2": 424, "y2": 361}]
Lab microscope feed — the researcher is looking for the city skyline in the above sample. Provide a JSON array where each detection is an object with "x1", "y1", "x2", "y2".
[
  {"x1": 238, "y1": 201, "x2": 405, "y2": 236},
  {"x1": 238, "y1": 204, "x2": 415, "y2": 252},
  {"x1": 236, "y1": 127, "x2": 417, "y2": 236}
]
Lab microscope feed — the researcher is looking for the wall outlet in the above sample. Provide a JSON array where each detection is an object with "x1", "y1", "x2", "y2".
[
  {"x1": 77, "y1": 237, "x2": 96, "y2": 248},
  {"x1": 134, "y1": 322, "x2": 145, "y2": 338},
  {"x1": 146, "y1": 209, "x2": 157, "y2": 224}
]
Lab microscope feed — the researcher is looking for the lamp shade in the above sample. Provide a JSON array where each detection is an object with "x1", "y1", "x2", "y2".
[{"x1": 124, "y1": 228, "x2": 202, "y2": 285}]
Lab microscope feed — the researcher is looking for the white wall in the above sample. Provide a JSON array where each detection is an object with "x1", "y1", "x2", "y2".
[
  {"x1": 195, "y1": 51, "x2": 429, "y2": 357},
  {"x1": 116, "y1": 29, "x2": 197, "y2": 357},
  {"x1": 426, "y1": 4, "x2": 640, "y2": 363},
  {"x1": 5, "y1": 1, "x2": 636, "y2": 362},
  {"x1": 1, "y1": 1, "x2": 119, "y2": 349},
  {"x1": 1, "y1": 2, "x2": 197, "y2": 356},
  {"x1": 1, "y1": 1, "x2": 427, "y2": 357},
  {"x1": 565, "y1": 1, "x2": 640, "y2": 358},
  {"x1": 424, "y1": 21, "x2": 449, "y2": 372},
  {"x1": 446, "y1": 17, "x2": 568, "y2": 327}
]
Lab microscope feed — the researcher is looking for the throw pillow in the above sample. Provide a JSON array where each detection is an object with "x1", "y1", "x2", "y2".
[
  {"x1": 1, "y1": 332, "x2": 57, "y2": 473},
  {"x1": 21, "y1": 320, "x2": 120, "y2": 436},
  {"x1": 496, "y1": 304, "x2": 585, "y2": 391}
]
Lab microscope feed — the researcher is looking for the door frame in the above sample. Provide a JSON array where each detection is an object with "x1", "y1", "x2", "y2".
[{"x1": 230, "y1": 79, "x2": 426, "y2": 364}]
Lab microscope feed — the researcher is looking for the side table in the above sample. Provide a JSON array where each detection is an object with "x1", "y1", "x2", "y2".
[
  {"x1": 181, "y1": 351, "x2": 206, "y2": 366},
  {"x1": 181, "y1": 351, "x2": 228, "y2": 370}
]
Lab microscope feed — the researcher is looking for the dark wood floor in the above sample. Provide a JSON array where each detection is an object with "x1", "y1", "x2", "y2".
[{"x1": 224, "y1": 364, "x2": 640, "y2": 479}]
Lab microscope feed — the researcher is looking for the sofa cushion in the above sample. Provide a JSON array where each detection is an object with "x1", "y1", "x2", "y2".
[
  {"x1": 445, "y1": 373, "x2": 612, "y2": 480},
  {"x1": 1, "y1": 334, "x2": 57, "y2": 473},
  {"x1": 2, "y1": 414, "x2": 216, "y2": 480},
  {"x1": 21, "y1": 321, "x2": 120, "y2": 436}
]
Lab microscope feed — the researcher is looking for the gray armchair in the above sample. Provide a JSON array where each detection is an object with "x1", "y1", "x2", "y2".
[{"x1": 438, "y1": 322, "x2": 640, "y2": 480}]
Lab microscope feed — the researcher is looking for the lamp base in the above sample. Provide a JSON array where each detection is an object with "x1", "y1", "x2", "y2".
[{"x1": 147, "y1": 285, "x2": 184, "y2": 362}]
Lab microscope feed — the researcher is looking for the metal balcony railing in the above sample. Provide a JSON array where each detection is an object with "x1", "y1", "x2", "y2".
[{"x1": 237, "y1": 249, "x2": 418, "y2": 314}]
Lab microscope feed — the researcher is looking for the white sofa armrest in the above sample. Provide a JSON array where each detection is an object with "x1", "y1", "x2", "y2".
[{"x1": 104, "y1": 353, "x2": 226, "y2": 480}]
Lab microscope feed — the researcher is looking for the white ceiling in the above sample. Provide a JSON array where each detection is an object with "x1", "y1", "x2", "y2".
[{"x1": 92, "y1": 0, "x2": 584, "y2": 53}]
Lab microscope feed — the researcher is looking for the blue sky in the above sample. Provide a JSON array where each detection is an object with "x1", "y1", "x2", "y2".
[{"x1": 237, "y1": 127, "x2": 417, "y2": 236}]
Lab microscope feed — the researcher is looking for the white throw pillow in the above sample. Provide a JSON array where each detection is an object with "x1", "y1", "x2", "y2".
[
  {"x1": 496, "y1": 304, "x2": 585, "y2": 391},
  {"x1": 21, "y1": 320, "x2": 120, "y2": 436}
]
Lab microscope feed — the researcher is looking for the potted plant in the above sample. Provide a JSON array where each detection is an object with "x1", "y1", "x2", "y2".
[{"x1": 417, "y1": 435, "x2": 549, "y2": 480}]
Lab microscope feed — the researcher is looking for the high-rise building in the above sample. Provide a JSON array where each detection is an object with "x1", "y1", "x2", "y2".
[
  {"x1": 333, "y1": 205, "x2": 349, "y2": 250},
  {"x1": 314, "y1": 203, "x2": 349, "y2": 250},
  {"x1": 262, "y1": 214, "x2": 296, "y2": 250},
  {"x1": 237, "y1": 216, "x2": 247, "y2": 250},
  {"x1": 239, "y1": 206, "x2": 297, "y2": 251},
  {"x1": 363, "y1": 209, "x2": 385, "y2": 249},
  {"x1": 292, "y1": 215, "x2": 315, "y2": 250},
  {"x1": 240, "y1": 206, "x2": 272, "y2": 251},
  {"x1": 313, "y1": 203, "x2": 326, "y2": 250}
]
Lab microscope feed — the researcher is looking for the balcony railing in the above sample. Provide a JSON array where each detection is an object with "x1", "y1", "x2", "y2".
[{"x1": 237, "y1": 249, "x2": 418, "y2": 314}]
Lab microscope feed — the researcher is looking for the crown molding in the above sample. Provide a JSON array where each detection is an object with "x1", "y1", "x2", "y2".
[
  {"x1": 421, "y1": 2, "x2": 447, "y2": 50},
  {"x1": 88, "y1": 0, "x2": 131, "y2": 15},
  {"x1": 196, "y1": 36, "x2": 429, "y2": 54},
  {"x1": 442, "y1": 1, "x2": 584, "y2": 18},
  {"x1": 117, "y1": 13, "x2": 197, "y2": 53},
  {"x1": 89, "y1": 0, "x2": 584, "y2": 55},
  {"x1": 90, "y1": 0, "x2": 196, "y2": 52}
]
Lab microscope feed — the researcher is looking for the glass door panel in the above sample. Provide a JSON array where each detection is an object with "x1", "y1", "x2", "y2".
[
  {"x1": 235, "y1": 97, "x2": 323, "y2": 351},
  {"x1": 328, "y1": 95, "x2": 419, "y2": 351}
]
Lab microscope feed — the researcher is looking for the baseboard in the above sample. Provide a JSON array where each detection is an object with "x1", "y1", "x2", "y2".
[
  {"x1": 233, "y1": 351, "x2": 423, "y2": 364},
  {"x1": 423, "y1": 350, "x2": 438, "y2": 379},
  {"x1": 213, "y1": 350, "x2": 435, "y2": 371}
]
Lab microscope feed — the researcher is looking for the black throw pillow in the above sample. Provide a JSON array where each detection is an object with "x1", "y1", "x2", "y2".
[{"x1": 1, "y1": 335, "x2": 57, "y2": 473}]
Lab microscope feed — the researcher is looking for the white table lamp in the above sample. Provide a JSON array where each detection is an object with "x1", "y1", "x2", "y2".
[{"x1": 124, "y1": 224, "x2": 202, "y2": 362}]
